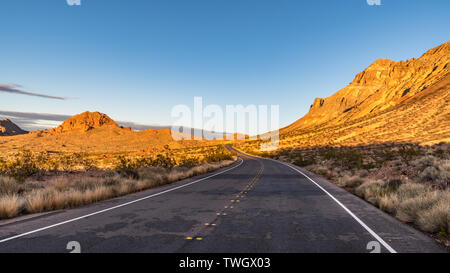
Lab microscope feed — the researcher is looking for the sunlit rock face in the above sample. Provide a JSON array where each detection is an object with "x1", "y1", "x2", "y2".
[{"x1": 286, "y1": 41, "x2": 450, "y2": 130}]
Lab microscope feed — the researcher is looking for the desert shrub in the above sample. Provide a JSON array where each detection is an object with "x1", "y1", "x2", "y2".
[
  {"x1": 361, "y1": 162, "x2": 378, "y2": 170},
  {"x1": 395, "y1": 183, "x2": 429, "y2": 200},
  {"x1": 153, "y1": 154, "x2": 176, "y2": 168},
  {"x1": 396, "y1": 192, "x2": 442, "y2": 223},
  {"x1": 348, "y1": 178, "x2": 404, "y2": 212},
  {"x1": 383, "y1": 179, "x2": 403, "y2": 193},
  {"x1": 117, "y1": 156, "x2": 140, "y2": 179},
  {"x1": 59, "y1": 154, "x2": 75, "y2": 171},
  {"x1": 315, "y1": 166, "x2": 329, "y2": 176},
  {"x1": 0, "y1": 151, "x2": 98, "y2": 177},
  {"x1": 82, "y1": 186, "x2": 115, "y2": 203},
  {"x1": 47, "y1": 177, "x2": 71, "y2": 192},
  {"x1": 417, "y1": 196, "x2": 450, "y2": 236},
  {"x1": 4, "y1": 151, "x2": 39, "y2": 181},
  {"x1": 101, "y1": 176, "x2": 121, "y2": 188},
  {"x1": 379, "y1": 194, "x2": 400, "y2": 214},
  {"x1": 318, "y1": 147, "x2": 364, "y2": 169},
  {"x1": 339, "y1": 150, "x2": 364, "y2": 169},
  {"x1": 411, "y1": 155, "x2": 437, "y2": 170},
  {"x1": 0, "y1": 176, "x2": 22, "y2": 195},
  {"x1": 338, "y1": 175, "x2": 366, "y2": 188},
  {"x1": 390, "y1": 159, "x2": 403, "y2": 167},
  {"x1": 375, "y1": 149, "x2": 397, "y2": 162},
  {"x1": 35, "y1": 153, "x2": 60, "y2": 171},
  {"x1": 416, "y1": 161, "x2": 450, "y2": 188},
  {"x1": 319, "y1": 146, "x2": 338, "y2": 160},
  {"x1": 117, "y1": 146, "x2": 232, "y2": 178},
  {"x1": 436, "y1": 160, "x2": 450, "y2": 188},
  {"x1": 25, "y1": 189, "x2": 59, "y2": 213},
  {"x1": 355, "y1": 179, "x2": 387, "y2": 205},
  {"x1": 72, "y1": 178, "x2": 103, "y2": 192},
  {"x1": 204, "y1": 149, "x2": 233, "y2": 162},
  {"x1": 177, "y1": 156, "x2": 200, "y2": 168},
  {"x1": 0, "y1": 151, "x2": 98, "y2": 180},
  {"x1": 137, "y1": 167, "x2": 168, "y2": 184},
  {"x1": 293, "y1": 154, "x2": 316, "y2": 167},
  {"x1": 0, "y1": 195, "x2": 23, "y2": 218},
  {"x1": 398, "y1": 146, "x2": 421, "y2": 161},
  {"x1": 64, "y1": 190, "x2": 85, "y2": 207},
  {"x1": 419, "y1": 166, "x2": 440, "y2": 182},
  {"x1": 433, "y1": 148, "x2": 446, "y2": 159},
  {"x1": 80, "y1": 156, "x2": 95, "y2": 171},
  {"x1": 58, "y1": 152, "x2": 95, "y2": 171},
  {"x1": 356, "y1": 169, "x2": 369, "y2": 178}
]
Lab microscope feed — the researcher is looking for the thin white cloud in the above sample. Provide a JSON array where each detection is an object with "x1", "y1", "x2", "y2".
[{"x1": 0, "y1": 84, "x2": 66, "y2": 100}]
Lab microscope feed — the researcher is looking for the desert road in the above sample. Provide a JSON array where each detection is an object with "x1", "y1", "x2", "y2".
[{"x1": 0, "y1": 148, "x2": 446, "y2": 253}]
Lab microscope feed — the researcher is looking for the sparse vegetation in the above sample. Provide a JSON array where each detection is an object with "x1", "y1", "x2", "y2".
[
  {"x1": 235, "y1": 141, "x2": 450, "y2": 244},
  {"x1": 292, "y1": 153, "x2": 316, "y2": 167},
  {"x1": 0, "y1": 145, "x2": 236, "y2": 220}
]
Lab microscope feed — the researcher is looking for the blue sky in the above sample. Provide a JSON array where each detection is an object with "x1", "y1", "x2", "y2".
[{"x1": 0, "y1": 0, "x2": 449, "y2": 131}]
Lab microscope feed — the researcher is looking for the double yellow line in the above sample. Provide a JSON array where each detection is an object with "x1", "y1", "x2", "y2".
[
  {"x1": 226, "y1": 145, "x2": 264, "y2": 186},
  {"x1": 249, "y1": 158, "x2": 264, "y2": 185}
]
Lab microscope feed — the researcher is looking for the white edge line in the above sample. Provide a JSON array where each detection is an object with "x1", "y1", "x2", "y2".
[
  {"x1": 234, "y1": 148, "x2": 397, "y2": 253},
  {"x1": 279, "y1": 161, "x2": 397, "y2": 253},
  {"x1": 0, "y1": 158, "x2": 244, "y2": 244}
]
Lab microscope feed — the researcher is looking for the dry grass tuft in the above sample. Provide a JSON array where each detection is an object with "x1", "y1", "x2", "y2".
[
  {"x1": 396, "y1": 192, "x2": 442, "y2": 223},
  {"x1": 338, "y1": 175, "x2": 366, "y2": 188},
  {"x1": 354, "y1": 179, "x2": 387, "y2": 205},
  {"x1": 0, "y1": 195, "x2": 23, "y2": 218},
  {"x1": 379, "y1": 194, "x2": 400, "y2": 214},
  {"x1": 0, "y1": 176, "x2": 21, "y2": 196},
  {"x1": 417, "y1": 195, "x2": 450, "y2": 235}
]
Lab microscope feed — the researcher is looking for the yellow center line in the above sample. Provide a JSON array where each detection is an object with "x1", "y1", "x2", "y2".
[{"x1": 187, "y1": 153, "x2": 265, "y2": 243}]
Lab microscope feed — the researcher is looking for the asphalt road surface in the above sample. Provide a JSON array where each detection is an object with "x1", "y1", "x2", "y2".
[{"x1": 0, "y1": 149, "x2": 447, "y2": 253}]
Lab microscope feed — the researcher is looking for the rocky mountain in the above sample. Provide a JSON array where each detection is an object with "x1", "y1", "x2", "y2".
[
  {"x1": 278, "y1": 41, "x2": 449, "y2": 147},
  {"x1": 0, "y1": 118, "x2": 27, "y2": 136},
  {"x1": 1, "y1": 111, "x2": 204, "y2": 154},
  {"x1": 285, "y1": 41, "x2": 449, "y2": 131}
]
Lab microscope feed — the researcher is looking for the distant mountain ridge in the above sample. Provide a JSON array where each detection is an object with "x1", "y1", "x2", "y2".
[
  {"x1": 0, "y1": 110, "x2": 231, "y2": 140},
  {"x1": 0, "y1": 111, "x2": 210, "y2": 154},
  {"x1": 0, "y1": 118, "x2": 27, "y2": 136}
]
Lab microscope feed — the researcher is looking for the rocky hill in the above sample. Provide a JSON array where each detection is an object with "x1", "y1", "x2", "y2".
[
  {"x1": 0, "y1": 118, "x2": 27, "y2": 136},
  {"x1": 51, "y1": 111, "x2": 120, "y2": 133},
  {"x1": 285, "y1": 41, "x2": 449, "y2": 131},
  {"x1": 277, "y1": 41, "x2": 450, "y2": 148}
]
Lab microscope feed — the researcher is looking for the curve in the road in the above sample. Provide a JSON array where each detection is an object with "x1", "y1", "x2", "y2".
[{"x1": 0, "y1": 149, "x2": 446, "y2": 253}]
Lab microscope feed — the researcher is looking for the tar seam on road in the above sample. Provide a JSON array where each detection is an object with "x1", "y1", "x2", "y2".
[
  {"x1": 232, "y1": 148, "x2": 398, "y2": 254},
  {"x1": 0, "y1": 158, "x2": 244, "y2": 244}
]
